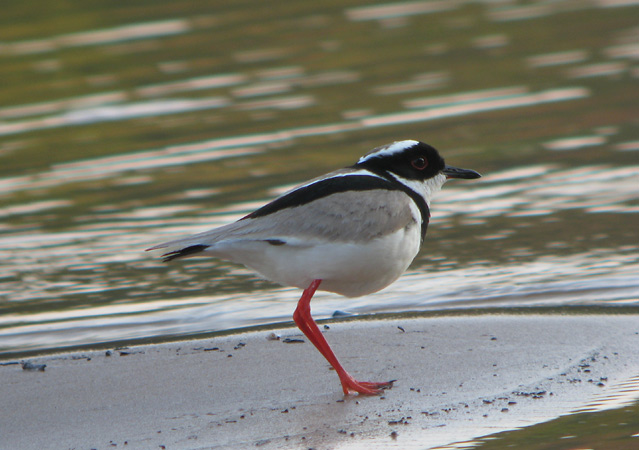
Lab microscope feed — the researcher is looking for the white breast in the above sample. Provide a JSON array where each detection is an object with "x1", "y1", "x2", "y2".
[{"x1": 216, "y1": 218, "x2": 421, "y2": 297}]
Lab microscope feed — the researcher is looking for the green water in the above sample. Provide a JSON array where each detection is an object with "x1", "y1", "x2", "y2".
[
  {"x1": 2, "y1": 0, "x2": 637, "y2": 353},
  {"x1": 1, "y1": 1, "x2": 639, "y2": 446},
  {"x1": 471, "y1": 401, "x2": 639, "y2": 450}
]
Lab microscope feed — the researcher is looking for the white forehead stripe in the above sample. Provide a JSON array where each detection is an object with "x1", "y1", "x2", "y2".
[{"x1": 358, "y1": 140, "x2": 420, "y2": 164}]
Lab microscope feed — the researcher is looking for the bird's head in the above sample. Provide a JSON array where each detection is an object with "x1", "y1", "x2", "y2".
[{"x1": 355, "y1": 140, "x2": 481, "y2": 203}]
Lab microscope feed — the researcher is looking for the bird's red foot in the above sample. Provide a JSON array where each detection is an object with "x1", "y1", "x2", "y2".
[
  {"x1": 339, "y1": 373, "x2": 395, "y2": 395},
  {"x1": 294, "y1": 280, "x2": 396, "y2": 396}
]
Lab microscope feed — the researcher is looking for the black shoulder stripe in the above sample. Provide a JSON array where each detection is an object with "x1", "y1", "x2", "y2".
[
  {"x1": 241, "y1": 175, "x2": 396, "y2": 220},
  {"x1": 241, "y1": 174, "x2": 430, "y2": 240},
  {"x1": 162, "y1": 244, "x2": 209, "y2": 262}
]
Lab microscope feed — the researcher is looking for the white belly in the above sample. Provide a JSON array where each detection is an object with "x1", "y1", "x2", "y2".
[{"x1": 209, "y1": 223, "x2": 421, "y2": 297}]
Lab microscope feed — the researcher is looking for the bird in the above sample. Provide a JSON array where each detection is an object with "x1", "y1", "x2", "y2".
[{"x1": 148, "y1": 139, "x2": 481, "y2": 395}]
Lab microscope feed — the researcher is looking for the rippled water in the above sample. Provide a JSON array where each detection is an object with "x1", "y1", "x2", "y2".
[
  {"x1": 1, "y1": 0, "x2": 638, "y2": 355},
  {"x1": 469, "y1": 377, "x2": 639, "y2": 450}
]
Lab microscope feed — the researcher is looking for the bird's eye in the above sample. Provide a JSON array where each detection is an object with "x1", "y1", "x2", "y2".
[{"x1": 411, "y1": 157, "x2": 428, "y2": 170}]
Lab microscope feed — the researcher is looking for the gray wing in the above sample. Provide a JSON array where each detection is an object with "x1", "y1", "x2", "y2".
[{"x1": 148, "y1": 189, "x2": 418, "y2": 260}]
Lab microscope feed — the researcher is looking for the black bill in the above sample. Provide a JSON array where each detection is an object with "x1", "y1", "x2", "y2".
[{"x1": 442, "y1": 165, "x2": 482, "y2": 179}]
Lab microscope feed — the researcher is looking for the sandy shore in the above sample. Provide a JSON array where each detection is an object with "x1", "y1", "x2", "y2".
[{"x1": 2, "y1": 312, "x2": 639, "y2": 450}]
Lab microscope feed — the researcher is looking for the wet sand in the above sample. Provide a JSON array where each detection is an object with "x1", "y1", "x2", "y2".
[{"x1": 2, "y1": 313, "x2": 639, "y2": 450}]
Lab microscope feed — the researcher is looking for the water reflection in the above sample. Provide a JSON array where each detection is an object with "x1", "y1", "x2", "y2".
[
  {"x1": 0, "y1": 97, "x2": 230, "y2": 136},
  {"x1": 137, "y1": 74, "x2": 248, "y2": 97},
  {"x1": 362, "y1": 87, "x2": 590, "y2": 128},
  {"x1": 1, "y1": 0, "x2": 638, "y2": 353},
  {"x1": 1, "y1": 157, "x2": 637, "y2": 352},
  {"x1": 1, "y1": 19, "x2": 190, "y2": 55},
  {"x1": 467, "y1": 377, "x2": 639, "y2": 450},
  {"x1": 526, "y1": 50, "x2": 589, "y2": 68},
  {"x1": 345, "y1": 1, "x2": 455, "y2": 22}
]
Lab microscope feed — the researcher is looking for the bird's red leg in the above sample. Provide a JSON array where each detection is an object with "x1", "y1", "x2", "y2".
[{"x1": 293, "y1": 279, "x2": 394, "y2": 395}]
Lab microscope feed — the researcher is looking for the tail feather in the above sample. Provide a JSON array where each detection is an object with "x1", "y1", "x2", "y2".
[
  {"x1": 147, "y1": 220, "x2": 251, "y2": 262},
  {"x1": 158, "y1": 244, "x2": 209, "y2": 262}
]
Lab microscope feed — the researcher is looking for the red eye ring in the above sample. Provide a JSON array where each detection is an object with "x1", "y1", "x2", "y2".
[{"x1": 411, "y1": 157, "x2": 428, "y2": 170}]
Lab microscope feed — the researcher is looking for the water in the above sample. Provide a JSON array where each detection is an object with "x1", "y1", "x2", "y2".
[
  {"x1": 2, "y1": 1, "x2": 639, "y2": 449},
  {"x1": 465, "y1": 376, "x2": 639, "y2": 450},
  {"x1": 1, "y1": 1, "x2": 638, "y2": 356}
]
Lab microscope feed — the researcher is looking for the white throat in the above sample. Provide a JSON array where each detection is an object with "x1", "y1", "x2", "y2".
[{"x1": 390, "y1": 172, "x2": 447, "y2": 207}]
